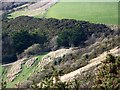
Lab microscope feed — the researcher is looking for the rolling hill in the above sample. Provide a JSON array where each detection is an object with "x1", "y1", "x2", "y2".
[
  {"x1": 1, "y1": 0, "x2": 120, "y2": 89},
  {"x1": 1, "y1": 16, "x2": 120, "y2": 88},
  {"x1": 1, "y1": 47, "x2": 120, "y2": 88}
]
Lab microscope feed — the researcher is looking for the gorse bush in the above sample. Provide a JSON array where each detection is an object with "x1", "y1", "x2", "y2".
[
  {"x1": 24, "y1": 44, "x2": 42, "y2": 55},
  {"x1": 31, "y1": 66, "x2": 69, "y2": 89},
  {"x1": 93, "y1": 54, "x2": 120, "y2": 89},
  {"x1": 1, "y1": 79, "x2": 7, "y2": 89},
  {"x1": 31, "y1": 66, "x2": 83, "y2": 89},
  {"x1": 17, "y1": 44, "x2": 42, "y2": 59}
]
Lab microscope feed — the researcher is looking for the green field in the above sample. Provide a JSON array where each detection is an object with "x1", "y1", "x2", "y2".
[
  {"x1": 8, "y1": 1, "x2": 118, "y2": 25},
  {"x1": 46, "y1": 2, "x2": 118, "y2": 25}
]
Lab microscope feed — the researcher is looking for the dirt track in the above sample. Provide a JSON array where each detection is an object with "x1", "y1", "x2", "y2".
[{"x1": 1, "y1": 0, "x2": 58, "y2": 17}]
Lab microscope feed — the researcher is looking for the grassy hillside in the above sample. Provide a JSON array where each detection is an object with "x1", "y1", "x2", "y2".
[
  {"x1": 1, "y1": 54, "x2": 47, "y2": 88},
  {"x1": 46, "y1": 2, "x2": 118, "y2": 24}
]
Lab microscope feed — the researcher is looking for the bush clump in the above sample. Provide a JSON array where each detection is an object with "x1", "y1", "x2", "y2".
[
  {"x1": 18, "y1": 44, "x2": 42, "y2": 59},
  {"x1": 93, "y1": 54, "x2": 120, "y2": 89}
]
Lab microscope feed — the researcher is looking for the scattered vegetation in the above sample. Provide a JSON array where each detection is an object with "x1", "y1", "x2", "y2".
[
  {"x1": 38, "y1": 55, "x2": 120, "y2": 89},
  {"x1": 2, "y1": 54, "x2": 119, "y2": 89},
  {"x1": 1, "y1": 16, "x2": 119, "y2": 89},
  {"x1": 93, "y1": 54, "x2": 120, "y2": 89},
  {"x1": 1, "y1": 1, "x2": 119, "y2": 89}
]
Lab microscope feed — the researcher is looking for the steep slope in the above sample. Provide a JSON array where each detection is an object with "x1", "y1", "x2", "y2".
[
  {"x1": 1, "y1": 16, "x2": 119, "y2": 88},
  {"x1": 1, "y1": 54, "x2": 46, "y2": 88},
  {"x1": 1, "y1": 46, "x2": 120, "y2": 88},
  {"x1": 1, "y1": 48, "x2": 78, "y2": 88},
  {"x1": 60, "y1": 47, "x2": 120, "y2": 82}
]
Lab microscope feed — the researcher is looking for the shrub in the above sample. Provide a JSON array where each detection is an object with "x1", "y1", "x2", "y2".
[
  {"x1": 24, "y1": 44, "x2": 42, "y2": 55},
  {"x1": 17, "y1": 44, "x2": 42, "y2": 59},
  {"x1": 93, "y1": 55, "x2": 120, "y2": 89}
]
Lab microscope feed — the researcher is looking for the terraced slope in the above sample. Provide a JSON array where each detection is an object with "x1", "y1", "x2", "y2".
[
  {"x1": 60, "y1": 47, "x2": 120, "y2": 82},
  {"x1": 1, "y1": 54, "x2": 47, "y2": 88},
  {"x1": 1, "y1": 46, "x2": 120, "y2": 88},
  {"x1": 1, "y1": 48, "x2": 81, "y2": 88}
]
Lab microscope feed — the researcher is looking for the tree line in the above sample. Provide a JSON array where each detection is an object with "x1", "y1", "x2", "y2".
[{"x1": 2, "y1": 16, "x2": 119, "y2": 63}]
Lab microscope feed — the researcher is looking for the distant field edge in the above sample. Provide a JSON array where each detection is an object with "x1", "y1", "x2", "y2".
[{"x1": 46, "y1": 2, "x2": 118, "y2": 25}]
